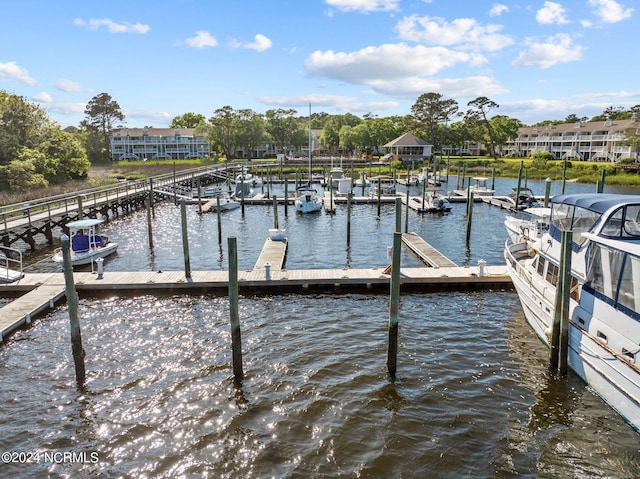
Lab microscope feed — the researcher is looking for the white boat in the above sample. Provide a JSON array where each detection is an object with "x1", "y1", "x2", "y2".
[
  {"x1": 504, "y1": 206, "x2": 550, "y2": 245},
  {"x1": 328, "y1": 165, "x2": 344, "y2": 188},
  {"x1": 403, "y1": 191, "x2": 451, "y2": 213},
  {"x1": 504, "y1": 193, "x2": 640, "y2": 432},
  {"x1": 369, "y1": 176, "x2": 397, "y2": 198},
  {"x1": 354, "y1": 172, "x2": 371, "y2": 187},
  {"x1": 455, "y1": 176, "x2": 494, "y2": 197},
  {"x1": 295, "y1": 105, "x2": 323, "y2": 214},
  {"x1": 295, "y1": 184, "x2": 323, "y2": 213},
  {"x1": 269, "y1": 228, "x2": 287, "y2": 242},
  {"x1": 53, "y1": 219, "x2": 118, "y2": 266},
  {"x1": 209, "y1": 191, "x2": 240, "y2": 211}
]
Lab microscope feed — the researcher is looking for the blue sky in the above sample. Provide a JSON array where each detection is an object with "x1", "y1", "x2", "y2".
[{"x1": 0, "y1": 0, "x2": 636, "y2": 128}]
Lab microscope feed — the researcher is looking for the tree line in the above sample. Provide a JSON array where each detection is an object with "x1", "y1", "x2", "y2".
[{"x1": 1, "y1": 88, "x2": 639, "y2": 191}]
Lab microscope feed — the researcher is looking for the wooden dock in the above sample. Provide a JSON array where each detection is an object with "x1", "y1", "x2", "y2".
[
  {"x1": 323, "y1": 192, "x2": 336, "y2": 212},
  {"x1": 401, "y1": 233, "x2": 458, "y2": 268},
  {"x1": 253, "y1": 238, "x2": 288, "y2": 271},
  {"x1": 0, "y1": 283, "x2": 65, "y2": 341}
]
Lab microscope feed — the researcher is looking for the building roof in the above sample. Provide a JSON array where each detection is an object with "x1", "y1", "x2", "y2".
[
  {"x1": 384, "y1": 133, "x2": 431, "y2": 147},
  {"x1": 518, "y1": 119, "x2": 639, "y2": 135},
  {"x1": 110, "y1": 127, "x2": 201, "y2": 137}
]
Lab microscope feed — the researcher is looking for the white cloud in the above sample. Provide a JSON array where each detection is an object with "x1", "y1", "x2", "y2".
[
  {"x1": 73, "y1": 18, "x2": 150, "y2": 34},
  {"x1": 489, "y1": 3, "x2": 509, "y2": 17},
  {"x1": 396, "y1": 15, "x2": 513, "y2": 52},
  {"x1": 368, "y1": 76, "x2": 508, "y2": 99},
  {"x1": 231, "y1": 34, "x2": 273, "y2": 52},
  {"x1": 55, "y1": 79, "x2": 87, "y2": 92},
  {"x1": 511, "y1": 34, "x2": 585, "y2": 69},
  {"x1": 324, "y1": 0, "x2": 400, "y2": 13},
  {"x1": 588, "y1": 0, "x2": 633, "y2": 23},
  {"x1": 305, "y1": 43, "x2": 477, "y2": 83},
  {"x1": 536, "y1": 2, "x2": 569, "y2": 25},
  {"x1": 185, "y1": 31, "x2": 218, "y2": 49},
  {"x1": 32, "y1": 91, "x2": 52, "y2": 103},
  {"x1": 258, "y1": 93, "x2": 399, "y2": 114},
  {"x1": 0, "y1": 61, "x2": 36, "y2": 85}
]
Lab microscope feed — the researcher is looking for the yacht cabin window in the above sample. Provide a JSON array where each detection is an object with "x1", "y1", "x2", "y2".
[
  {"x1": 586, "y1": 243, "x2": 640, "y2": 315},
  {"x1": 601, "y1": 205, "x2": 640, "y2": 239}
]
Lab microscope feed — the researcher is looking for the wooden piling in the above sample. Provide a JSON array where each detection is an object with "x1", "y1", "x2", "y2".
[
  {"x1": 346, "y1": 192, "x2": 352, "y2": 245},
  {"x1": 77, "y1": 195, "x2": 83, "y2": 220},
  {"x1": 549, "y1": 230, "x2": 573, "y2": 374},
  {"x1": 404, "y1": 187, "x2": 410, "y2": 233},
  {"x1": 273, "y1": 195, "x2": 279, "y2": 229},
  {"x1": 284, "y1": 178, "x2": 288, "y2": 216},
  {"x1": 387, "y1": 230, "x2": 402, "y2": 377},
  {"x1": 180, "y1": 199, "x2": 191, "y2": 279},
  {"x1": 197, "y1": 179, "x2": 202, "y2": 215},
  {"x1": 216, "y1": 195, "x2": 222, "y2": 244},
  {"x1": 466, "y1": 191, "x2": 474, "y2": 243},
  {"x1": 515, "y1": 161, "x2": 523, "y2": 210},
  {"x1": 597, "y1": 169, "x2": 606, "y2": 193},
  {"x1": 145, "y1": 197, "x2": 153, "y2": 250},
  {"x1": 395, "y1": 197, "x2": 402, "y2": 233},
  {"x1": 61, "y1": 234, "x2": 85, "y2": 386},
  {"x1": 544, "y1": 178, "x2": 552, "y2": 208},
  {"x1": 377, "y1": 177, "x2": 382, "y2": 217},
  {"x1": 228, "y1": 236, "x2": 244, "y2": 380}
]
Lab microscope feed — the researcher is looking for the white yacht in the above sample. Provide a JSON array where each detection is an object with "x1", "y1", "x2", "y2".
[
  {"x1": 52, "y1": 219, "x2": 118, "y2": 266},
  {"x1": 295, "y1": 184, "x2": 323, "y2": 213},
  {"x1": 504, "y1": 194, "x2": 640, "y2": 432}
]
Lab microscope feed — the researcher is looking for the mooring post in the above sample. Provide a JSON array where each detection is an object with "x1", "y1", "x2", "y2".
[
  {"x1": 284, "y1": 178, "x2": 289, "y2": 216},
  {"x1": 145, "y1": 197, "x2": 154, "y2": 250},
  {"x1": 466, "y1": 191, "x2": 474, "y2": 243},
  {"x1": 561, "y1": 158, "x2": 567, "y2": 194},
  {"x1": 173, "y1": 161, "x2": 177, "y2": 205},
  {"x1": 216, "y1": 194, "x2": 222, "y2": 244},
  {"x1": 491, "y1": 166, "x2": 496, "y2": 191},
  {"x1": 240, "y1": 180, "x2": 245, "y2": 216},
  {"x1": 422, "y1": 174, "x2": 426, "y2": 209},
  {"x1": 387, "y1": 230, "x2": 402, "y2": 377},
  {"x1": 346, "y1": 191, "x2": 352, "y2": 245},
  {"x1": 597, "y1": 169, "x2": 606, "y2": 193},
  {"x1": 61, "y1": 234, "x2": 86, "y2": 387},
  {"x1": 197, "y1": 179, "x2": 202, "y2": 215},
  {"x1": 148, "y1": 177, "x2": 155, "y2": 212},
  {"x1": 550, "y1": 230, "x2": 573, "y2": 374},
  {"x1": 180, "y1": 199, "x2": 191, "y2": 279},
  {"x1": 273, "y1": 195, "x2": 279, "y2": 229},
  {"x1": 404, "y1": 187, "x2": 410, "y2": 233},
  {"x1": 395, "y1": 197, "x2": 402, "y2": 233},
  {"x1": 228, "y1": 236, "x2": 244, "y2": 380},
  {"x1": 544, "y1": 177, "x2": 552, "y2": 208},
  {"x1": 330, "y1": 180, "x2": 334, "y2": 213},
  {"x1": 377, "y1": 177, "x2": 382, "y2": 217},
  {"x1": 77, "y1": 196, "x2": 83, "y2": 220},
  {"x1": 515, "y1": 161, "x2": 523, "y2": 210}
]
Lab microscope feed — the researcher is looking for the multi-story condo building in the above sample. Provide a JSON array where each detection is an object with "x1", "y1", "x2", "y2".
[
  {"x1": 504, "y1": 116, "x2": 639, "y2": 162},
  {"x1": 109, "y1": 128, "x2": 211, "y2": 161}
]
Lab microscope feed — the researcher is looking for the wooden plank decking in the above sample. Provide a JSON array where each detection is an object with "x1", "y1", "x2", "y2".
[
  {"x1": 253, "y1": 238, "x2": 288, "y2": 271},
  {"x1": 402, "y1": 232, "x2": 458, "y2": 268},
  {"x1": 0, "y1": 283, "x2": 65, "y2": 340}
]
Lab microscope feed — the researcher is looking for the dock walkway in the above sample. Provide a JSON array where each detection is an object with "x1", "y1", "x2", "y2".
[
  {"x1": 402, "y1": 233, "x2": 458, "y2": 268},
  {"x1": 253, "y1": 238, "x2": 288, "y2": 271},
  {"x1": 0, "y1": 282, "x2": 65, "y2": 341}
]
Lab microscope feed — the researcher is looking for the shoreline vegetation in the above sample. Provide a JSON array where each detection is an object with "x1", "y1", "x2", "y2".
[{"x1": 1, "y1": 156, "x2": 638, "y2": 207}]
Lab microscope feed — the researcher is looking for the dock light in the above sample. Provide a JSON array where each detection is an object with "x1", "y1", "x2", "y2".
[
  {"x1": 264, "y1": 262, "x2": 271, "y2": 281},
  {"x1": 95, "y1": 257, "x2": 104, "y2": 279}
]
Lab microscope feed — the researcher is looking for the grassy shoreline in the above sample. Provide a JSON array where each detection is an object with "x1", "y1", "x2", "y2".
[{"x1": 1, "y1": 156, "x2": 638, "y2": 206}]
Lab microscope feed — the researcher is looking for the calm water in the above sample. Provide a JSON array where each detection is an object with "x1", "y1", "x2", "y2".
[{"x1": 1, "y1": 178, "x2": 639, "y2": 478}]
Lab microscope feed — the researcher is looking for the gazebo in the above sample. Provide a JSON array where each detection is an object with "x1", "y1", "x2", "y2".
[{"x1": 384, "y1": 133, "x2": 432, "y2": 160}]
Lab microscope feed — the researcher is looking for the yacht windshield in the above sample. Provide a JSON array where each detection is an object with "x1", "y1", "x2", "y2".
[{"x1": 551, "y1": 203, "x2": 601, "y2": 244}]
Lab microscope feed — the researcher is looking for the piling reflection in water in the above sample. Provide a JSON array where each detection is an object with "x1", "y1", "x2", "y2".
[
  {"x1": 1, "y1": 178, "x2": 639, "y2": 477},
  {"x1": 0, "y1": 292, "x2": 638, "y2": 478}
]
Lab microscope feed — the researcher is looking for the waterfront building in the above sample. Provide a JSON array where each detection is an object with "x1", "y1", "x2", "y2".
[
  {"x1": 109, "y1": 128, "x2": 211, "y2": 161},
  {"x1": 504, "y1": 117, "x2": 640, "y2": 162}
]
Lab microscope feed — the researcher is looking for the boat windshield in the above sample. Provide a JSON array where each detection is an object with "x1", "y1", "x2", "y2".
[
  {"x1": 599, "y1": 205, "x2": 640, "y2": 239},
  {"x1": 551, "y1": 203, "x2": 601, "y2": 245}
]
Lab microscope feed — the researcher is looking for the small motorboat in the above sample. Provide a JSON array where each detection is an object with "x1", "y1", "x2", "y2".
[{"x1": 53, "y1": 219, "x2": 118, "y2": 266}]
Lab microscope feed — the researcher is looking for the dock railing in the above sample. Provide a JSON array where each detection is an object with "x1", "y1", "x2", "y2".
[
  {"x1": 0, "y1": 245, "x2": 23, "y2": 282},
  {"x1": 0, "y1": 165, "x2": 230, "y2": 234}
]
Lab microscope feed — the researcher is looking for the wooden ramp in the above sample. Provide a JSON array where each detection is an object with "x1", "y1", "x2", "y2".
[
  {"x1": 323, "y1": 191, "x2": 336, "y2": 212},
  {"x1": 401, "y1": 232, "x2": 457, "y2": 268},
  {"x1": 0, "y1": 283, "x2": 65, "y2": 341},
  {"x1": 253, "y1": 238, "x2": 288, "y2": 272}
]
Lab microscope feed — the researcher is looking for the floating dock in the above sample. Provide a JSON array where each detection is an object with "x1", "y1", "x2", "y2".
[
  {"x1": 254, "y1": 238, "x2": 288, "y2": 271},
  {"x1": 401, "y1": 233, "x2": 458, "y2": 268}
]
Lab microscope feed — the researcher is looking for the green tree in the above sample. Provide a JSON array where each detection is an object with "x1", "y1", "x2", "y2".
[
  {"x1": 466, "y1": 97, "x2": 499, "y2": 160},
  {"x1": 488, "y1": 115, "x2": 522, "y2": 156},
  {"x1": 410, "y1": 92, "x2": 459, "y2": 150},
  {"x1": 235, "y1": 109, "x2": 265, "y2": 160},
  {"x1": 170, "y1": 112, "x2": 206, "y2": 129},
  {"x1": 0, "y1": 91, "x2": 50, "y2": 166},
  {"x1": 320, "y1": 114, "x2": 361, "y2": 152},
  {"x1": 264, "y1": 108, "x2": 299, "y2": 153},
  {"x1": 82, "y1": 92, "x2": 125, "y2": 162}
]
